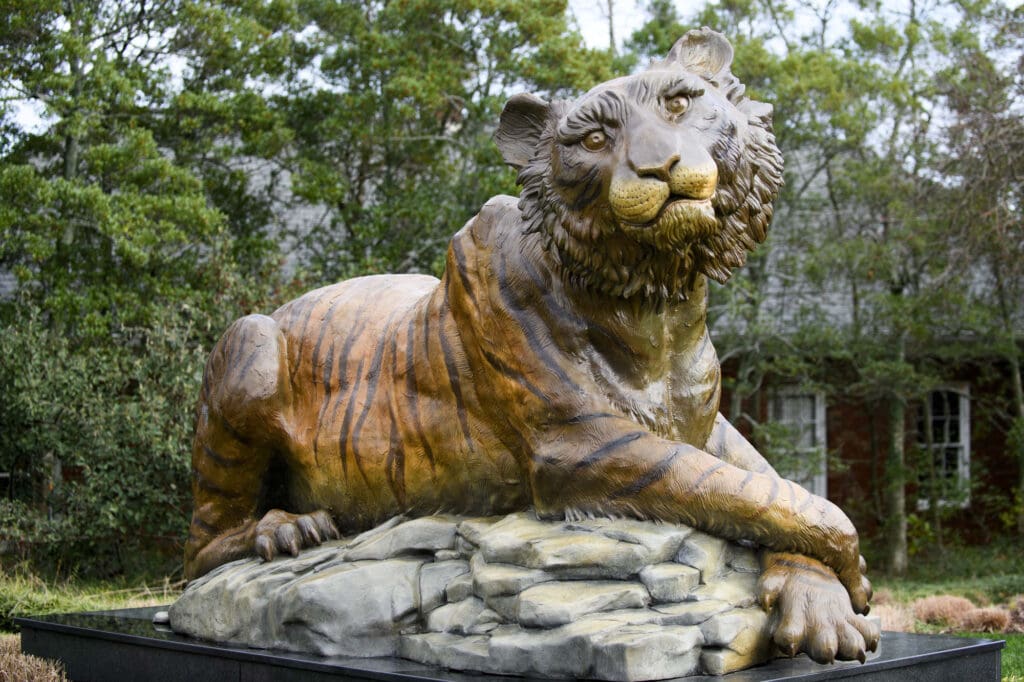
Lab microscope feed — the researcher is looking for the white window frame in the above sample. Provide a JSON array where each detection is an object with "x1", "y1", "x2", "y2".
[
  {"x1": 916, "y1": 385, "x2": 971, "y2": 510},
  {"x1": 768, "y1": 387, "x2": 828, "y2": 498}
]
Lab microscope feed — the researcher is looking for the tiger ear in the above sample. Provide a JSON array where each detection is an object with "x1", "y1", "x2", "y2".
[
  {"x1": 495, "y1": 93, "x2": 552, "y2": 170},
  {"x1": 665, "y1": 27, "x2": 734, "y2": 79}
]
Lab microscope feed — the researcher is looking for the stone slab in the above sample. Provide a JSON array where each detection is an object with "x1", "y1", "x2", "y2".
[{"x1": 18, "y1": 607, "x2": 1005, "y2": 682}]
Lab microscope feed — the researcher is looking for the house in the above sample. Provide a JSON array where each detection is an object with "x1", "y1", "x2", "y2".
[{"x1": 716, "y1": 351, "x2": 1021, "y2": 543}]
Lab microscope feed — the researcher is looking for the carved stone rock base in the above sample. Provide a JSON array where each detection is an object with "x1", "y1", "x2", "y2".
[{"x1": 170, "y1": 512, "x2": 777, "y2": 681}]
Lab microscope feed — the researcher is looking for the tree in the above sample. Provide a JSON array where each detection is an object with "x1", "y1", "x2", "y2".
[
  {"x1": 0, "y1": 0, "x2": 296, "y2": 572},
  {"x1": 623, "y1": 0, "x2": 1017, "y2": 574},
  {"x1": 0, "y1": 0, "x2": 616, "y2": 573},
  {"x1": 282, "y1": 0, "x2": 615, "y2": 282},
  {"x1": 933, "y1": 2, "x2": 1024, "y2": 534}
]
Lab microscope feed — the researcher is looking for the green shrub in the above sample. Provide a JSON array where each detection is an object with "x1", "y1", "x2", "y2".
[{"x1": 0, "y1": 306, "x2": 225, "y2": 576}]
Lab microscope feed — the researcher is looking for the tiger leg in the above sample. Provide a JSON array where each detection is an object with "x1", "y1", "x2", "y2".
[
  {"x1": 183, "y1": 314, "x2": 338, "y2": 581},
  {"x1": 529, "y1": 420, "x2": 866, "y2": 611},
  {"x1": 705, "y1": 414, "x2": 874, "y2": 609}
]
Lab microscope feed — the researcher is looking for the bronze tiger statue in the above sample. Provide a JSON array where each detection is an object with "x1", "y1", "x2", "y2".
[{"x1": 184, "y1": 28, "x2": 879, "y2": 664}]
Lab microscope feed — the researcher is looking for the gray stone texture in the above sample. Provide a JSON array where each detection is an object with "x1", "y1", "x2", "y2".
[
  {"x1": 639, "y1": 563, "x2": 700, "y2": 603},
  {"x1": 170, "y1": 511, "x2": 782, "y2": 680}
]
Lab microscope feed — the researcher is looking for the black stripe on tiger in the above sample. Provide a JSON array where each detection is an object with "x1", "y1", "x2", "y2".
[
  {"x1": 691, "y1": 459, "x2": 727, "y2": 491},
  {"x1": 310, "y1": 292, "x2": 348, "y2": 383},
  {"x1": 738, "y1": 469, "x2": 753, "y2": 492},
  {"x1": 193, "y1": 470, "x2": 243, "y2": 499},
  {"x1": 440, "y1": 284, "x2": 474, "y2": 452},
  {"x1": 776, "y1": 557, "x2": 834, "y2": 580},
  {"x1": 201, "y1": 444, "x2": 246, "y2": 468},
  {"x1": 190, "y1": 515, "x2": 219, "y2": 536},
  {"x1": 496, "y1": 253, "x2": 580, "y2": 392},
  {"x1": 385, "y1": 354, "x2": 407, "y2": 508},
  {"x1": 321, "y1": 298, "x2": 374, "y2": 472},
  {"x1": 518, "y1": 256, "x2": 630, "y2": 359},
  {"x1": 323, "y1": 310, "x2": 373, "y2": 432},
  {"x1": 562, "y1": 412, "x2": 620, "y2": 425},
  {"x1": 217, "y1": 322, "x2": 245, "y2": 373},
  {"x1": 451, "y1": 238, "x2": 479, "y2": 309},
  {"x1": 479, "y1": 346, "x2": 552, "y2": 406},
  {"x1": 337, "y1": 356, "x2": 367, "y2": 481},
  {"x1": 611, "y1": 446, "x2": 686, "y2": 499},
  {"x1": 217, "y1": 414, "x2": 253, "y2": 446},
  {"x1": 351, "y1": 310, "x2": 403, "y2": 487},
  {"x1": 230, "y1": 329, "x2": 273, "y2": 390},
  {"x1": 404, "y1": 313, "x2": 435, "y2": 471},
  {"x1": 312, "y1": 337, "x2": 336, "y2": 464},
  {"x1": 764, "y1": 475, "x2": 779, "y2": 507},
  {"x1": 572, "y1": 431, "x2": 645, "y2": 471},
  {"x1": 785, "y1": 480, "x2": 798, "y2": 513},
  {"x1": 549, "y1": 161, "x2": 600, "y2": 211},
  {"x1": 201, "y1": 361, "x2": 212, "y2": 401},
  {"x1": 286, "y1": 289, "x2": 333, "y2": 384}
]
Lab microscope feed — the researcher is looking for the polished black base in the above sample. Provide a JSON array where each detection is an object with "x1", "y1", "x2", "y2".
[{"x1": 18, "y1": 607, "x2": 1004, "y2": 682}]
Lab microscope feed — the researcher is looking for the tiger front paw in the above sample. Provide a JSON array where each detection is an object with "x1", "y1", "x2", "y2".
[
  {"x1": 759, "y1": 552, "x2": 880, "y2": 664},
  {"x1": 253, "y1": 509, "x2": 340, "y2": 562}
]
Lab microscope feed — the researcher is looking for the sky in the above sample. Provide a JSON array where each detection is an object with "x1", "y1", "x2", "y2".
[{"x1": 568, "y1": 0, "x2": 647, "y2": 51}]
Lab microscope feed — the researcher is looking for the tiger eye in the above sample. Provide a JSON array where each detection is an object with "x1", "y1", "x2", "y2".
[
  {"x1": 665, "y1": 95, "x2": 690, "y2": 116},
  {"x1": 581, "y1": 130, "x2": 607, "y2": 151}
]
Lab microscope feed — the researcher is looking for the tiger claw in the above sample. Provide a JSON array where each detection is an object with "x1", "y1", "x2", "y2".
[
  {"x1": 276, "y1": 524, "x2": 300, "y2": 556},
  {"x1": 312, "y1": 510, "x2": 340, "y2": 540},
  {"x1": 297, "y1": 515, "x2": 322, "y2": 545},
  {"x1": 255, "y1": 534, "x2": 275, "y2": 562}
]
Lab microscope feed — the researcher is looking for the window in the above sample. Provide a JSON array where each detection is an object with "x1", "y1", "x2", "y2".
[
  {"x1": 916, "y1": 387, "x2": 970, "y2": 509},
  {"x1": 768, "y1": 389, "x2": 828, "y2": 498}
]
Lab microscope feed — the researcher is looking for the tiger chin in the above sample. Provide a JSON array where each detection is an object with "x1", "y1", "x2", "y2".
[{"x1": 184, "y1": 28, "x2": 878, "y2": 665}]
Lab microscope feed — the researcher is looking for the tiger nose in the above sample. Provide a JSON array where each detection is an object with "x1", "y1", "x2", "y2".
[
  {"x1": 672, "y1": 159, "x2": 718, "y2": 200},
  {"x1": 636, "y1": 154, "x2": 680, "y2": 183}
]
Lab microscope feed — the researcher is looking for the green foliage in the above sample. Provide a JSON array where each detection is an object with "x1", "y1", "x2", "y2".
[
  {"x1": 0, "y1": 0, "x2": 294, "y2": 573},
  {"x1": 0, "y1": 0, "x2": 614, "y2": 576},
  {"x1": 284, "y1": 0, "x2": 614, "y2": 281},
  {"x1": 0, "y1": 566, "x2": 179, "y2": 632},
  {"x1": 0, "y1": 305, "x2": 223, "y2": 575},
  {"x1": 1000, "y1": 634, "x2": 1024, "y2": 681}
]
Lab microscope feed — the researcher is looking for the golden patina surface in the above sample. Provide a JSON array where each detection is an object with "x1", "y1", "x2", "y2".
[{"x1": 183, "y1": 28, "x2": 878, "y2": 666}]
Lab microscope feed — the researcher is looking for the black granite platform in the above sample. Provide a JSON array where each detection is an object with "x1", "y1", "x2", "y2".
[{"x1": 17, "y1": 606, "x2": 1004, "y2": 682}]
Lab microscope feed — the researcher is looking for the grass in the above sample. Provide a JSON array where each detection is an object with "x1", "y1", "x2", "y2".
[
  {"x1": 954, "y1": 633, "x2": 1024, "y2": 682},
  {"x1": 0, "y1": 565, "x2": 181, "y2": 680},
  {"x1": 0, "y1": 566, "x2": 181, "y2": 633},
  {"x1": 869, "y1": 537, "x2": 1024, "y2": 681},
  {"x1": 0, "y1": 634, "x2": 66, "y2": 682}
]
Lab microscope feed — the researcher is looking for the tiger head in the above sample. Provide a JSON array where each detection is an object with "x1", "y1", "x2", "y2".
[{"x1": 495, "y1": 28, "x2": 784, "y2": 301}]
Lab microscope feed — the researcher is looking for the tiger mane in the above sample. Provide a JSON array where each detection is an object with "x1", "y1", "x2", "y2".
[{"x1": 513, "y1": 32, "x2": 783, "y2": 302}]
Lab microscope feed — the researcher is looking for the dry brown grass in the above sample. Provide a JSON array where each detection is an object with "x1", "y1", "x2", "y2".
[
  {"x1": 911, "y1": 594, "x2": 975, "y2": 625},
  {"x1": 1010, "y1": 595, "x2": 1024, "y2": 633},
  {"x1": 956, "y1": 607, "x2": 1011, "y2": 633},
  {"x1": 872, "y1": 602, "x2": 916, "y2": 632},
  {"x1": 871, "y1": 587, "x2": 895, "y2": 606},
  {"x1": 0, "y1": 635, "x2": 67, "y2": 682}
]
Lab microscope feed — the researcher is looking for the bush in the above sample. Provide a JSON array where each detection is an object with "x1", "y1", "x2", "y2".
[
  {"x1": 873, "y1": 603, "x2": 915, "y2": 632},
  {"x1": 0, "y1": 305, "x2": 224, "y2": 576},
  {"x1": 0, "y1": 635, "x2": 66, "y2": 682},
  {"x1": 912, "y1": 595, "x2": 976, "y2": 625},
  {"x1": 956, "y1": 607, "x2": 1011, "y2": 633},
  {"x1": 1011, "y1": 596, "x2": 1024, "y2": 633}
]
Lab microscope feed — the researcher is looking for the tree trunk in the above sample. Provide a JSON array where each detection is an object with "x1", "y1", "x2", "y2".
[
  {"x1": 992, "y1": 258, "x2": 1024, "y2": 535},
  {"x1": 605, "y1": 0, "x2": 616, "y2": 55},
  {"x1": 886, "y1": 393, "x2": 908, "y2": 575},
  {"x1": 922, "y1": 393, "x2": 943, "y2": 549},
  {"x1": 1010, "y1": 350, "x2": 1024, "y2": 536}
]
